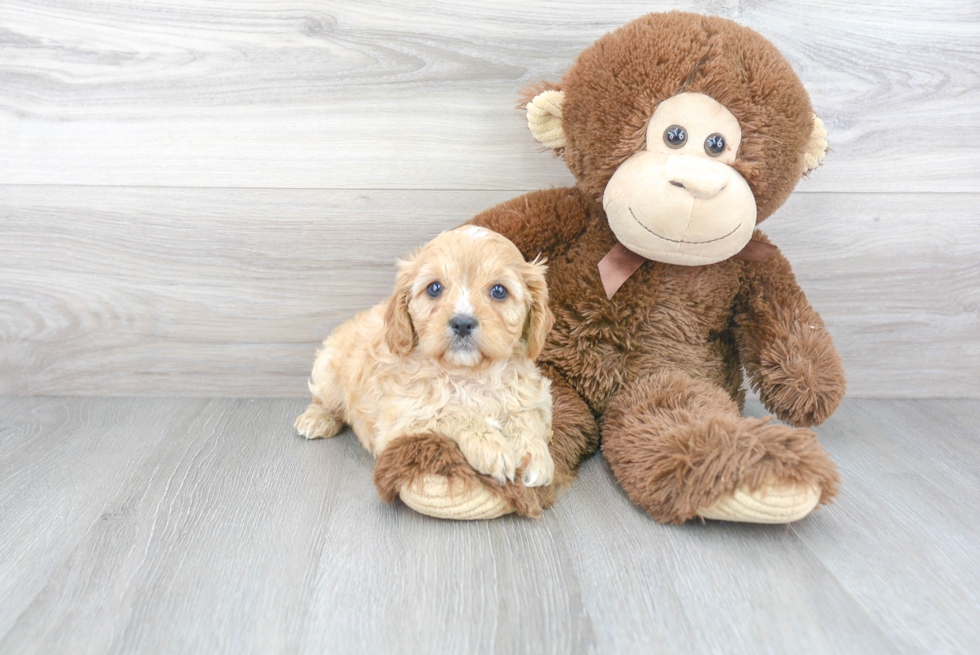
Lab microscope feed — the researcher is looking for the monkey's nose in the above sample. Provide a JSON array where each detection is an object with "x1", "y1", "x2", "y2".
[
  {"x1": 449, "y1": 314, "x2": 478, "y2": 337},
  {"x1": 665, "y1": 155, "x2": 728, "y2": 199}
]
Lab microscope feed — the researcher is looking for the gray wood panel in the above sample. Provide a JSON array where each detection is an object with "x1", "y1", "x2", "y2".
[
  {"x1": 776, "y1": 400, "x2": 980, "y2": 654},
  {"x1": 1, "y1": 1, "x2": 977, "y2": 191},
  {"x1": 0, "y1": 397, "x2": 209, "y2": 637},
  {"x1": 2, "y1": 186, "x2": 977, "y2": 398},
  {"x1": 1, "y1": 397, "x2": 977, "y2": 654}
]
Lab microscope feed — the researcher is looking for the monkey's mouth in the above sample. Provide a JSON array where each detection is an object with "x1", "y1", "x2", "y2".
[{"x1": 629, "y1": 207, "x2": 740, "y2": 244}]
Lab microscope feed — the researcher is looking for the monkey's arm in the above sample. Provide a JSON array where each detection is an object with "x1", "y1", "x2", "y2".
[
  {"x1": 733, "y1": 233, "x2": 845, "y2": 427},
  {"x1": 465, "y1": 187, "x2": 593, "y2": 261}
]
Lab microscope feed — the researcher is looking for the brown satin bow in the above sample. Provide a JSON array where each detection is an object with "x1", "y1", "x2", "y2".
[{"x1": 597, "y1": 240, "x2": 776, "y2": 299}]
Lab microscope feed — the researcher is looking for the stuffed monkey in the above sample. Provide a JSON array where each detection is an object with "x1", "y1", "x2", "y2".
[{"x1": 374, "y1": 11, "x2": 845, "y2": 524}]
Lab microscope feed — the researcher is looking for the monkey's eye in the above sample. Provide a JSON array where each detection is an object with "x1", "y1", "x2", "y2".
[
  {"x1": 664, "y1": 125, "x2": 687, "y2": 149},
  {"x1": 490, "y1": 284, "x2": 508, "y2": 301},
  {"x1": 426, "y1": 282, "x2": 443, "y2": 298},
  {"x1": 704, "y1": 133, "x2": 726, "y2": 156}
]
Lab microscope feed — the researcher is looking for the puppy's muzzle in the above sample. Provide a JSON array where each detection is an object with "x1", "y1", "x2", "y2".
[{"x1": 449, "y1": 314, "x2": 478, "y2": 339}]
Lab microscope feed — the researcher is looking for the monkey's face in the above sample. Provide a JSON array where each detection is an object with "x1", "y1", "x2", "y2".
[
  {"x1": 523, "y1": 13, "x2": 828, "y2": 264},
  {"x1": 601, "y1": 93, "x2": 756, "y2": 265}
]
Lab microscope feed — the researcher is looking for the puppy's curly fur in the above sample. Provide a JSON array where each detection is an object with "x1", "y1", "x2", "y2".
[{"x1": 295, "y1": 227, "x2": 556, "y2": 489}]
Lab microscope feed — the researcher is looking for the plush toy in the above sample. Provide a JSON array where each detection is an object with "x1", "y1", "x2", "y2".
[{"x1": 373, "y1": 11, "x2": 845, "y2": 524}]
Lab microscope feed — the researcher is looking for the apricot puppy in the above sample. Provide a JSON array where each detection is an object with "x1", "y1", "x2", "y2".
[{"x1": 295, "y1": 226, "x2": 555, "y2": 488}]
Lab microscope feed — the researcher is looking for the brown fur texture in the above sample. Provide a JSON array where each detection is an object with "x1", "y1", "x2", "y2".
[
  {"x1": 539, "y1": 365, "x2": 601, "y2": 487},
  {"x1": 733, "y1": 233, "x2": 847, "y2": 427},
  {"x1": 375, "y1": 12, "x2": 845, "y2": 523},
  {"x1": 600, "y1": 371, "x2": 838, "y2": 524}
]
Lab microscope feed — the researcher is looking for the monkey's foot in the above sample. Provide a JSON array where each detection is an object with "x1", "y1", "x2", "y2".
[
  {"x1": 697, "y1": 481, "x2": 821, "y2": 524},
  {"x1": 399, "y1": 476, "x2": 514, "y2": 520},
  {"x1": 374, "y1": 433, "x2": 545, "y2": 520}
]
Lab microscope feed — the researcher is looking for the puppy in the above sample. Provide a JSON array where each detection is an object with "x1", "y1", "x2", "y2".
[{"x1": 295, "y1": 226, "x2": 556, "y2": 487}]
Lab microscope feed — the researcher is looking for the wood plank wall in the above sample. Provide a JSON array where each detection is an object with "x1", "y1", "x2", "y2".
[{"x1": 1, "y1": 1, "x2": 978, "y2": 398}]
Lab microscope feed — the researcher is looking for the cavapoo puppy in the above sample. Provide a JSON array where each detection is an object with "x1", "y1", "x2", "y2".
[{"x1": 295, "y1": 226, "x2": 556, "y2": 488}]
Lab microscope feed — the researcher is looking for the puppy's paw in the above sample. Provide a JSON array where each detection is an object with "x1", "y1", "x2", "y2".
[
  {"x1": 295, "y1": 404, "x2": 343, "y2": 440},
  {"x1": 459, "y1": 435, "x2": 517, "y2": 485},
  {"x1": 520, "y1": 443, "x2": 555, "y2": 487}
]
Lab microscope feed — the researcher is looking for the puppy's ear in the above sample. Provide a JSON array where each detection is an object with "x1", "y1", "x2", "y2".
[
  {"x1": 384, "y1": 254, "x2": 417, "y2": 356},
  {"x1": 522, "y1": 256, "x2": 554, "y2": 360}
]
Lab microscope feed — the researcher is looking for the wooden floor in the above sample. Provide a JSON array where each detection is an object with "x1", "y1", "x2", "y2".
[{"x1": 0, "y1": 397, "x2": 977, "y2": 654}]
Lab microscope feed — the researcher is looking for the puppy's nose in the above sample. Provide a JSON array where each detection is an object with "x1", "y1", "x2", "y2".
[{"x1": 449, "y1": 314, "x2": 478, "y2": 337}]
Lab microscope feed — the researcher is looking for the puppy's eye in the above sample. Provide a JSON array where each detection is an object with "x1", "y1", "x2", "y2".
[
  {"x1": 426, "y1": 282, "x2": 442, "y2": 298},
  {"x1": 704, "y1": 133, "x2": 726, "y2": 156},
  {"x1": 490, "y1": 284, "x2": 508, "y2": 301},
  {"x1": 664, "y1": 125, "x2": 687, "y2": 149}
]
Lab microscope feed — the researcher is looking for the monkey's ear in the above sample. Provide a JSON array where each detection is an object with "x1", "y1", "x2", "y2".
[
  {"x1": 802, "y1": 114, "x2": 828, "y2": 176},
  {"x1": 526, "y1": 89, "x2": 566, "y2": 150}
]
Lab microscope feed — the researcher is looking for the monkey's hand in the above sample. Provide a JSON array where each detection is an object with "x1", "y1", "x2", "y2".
[{"x1": 753, "y1": 321, "x2": 845, "y2": 428}]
